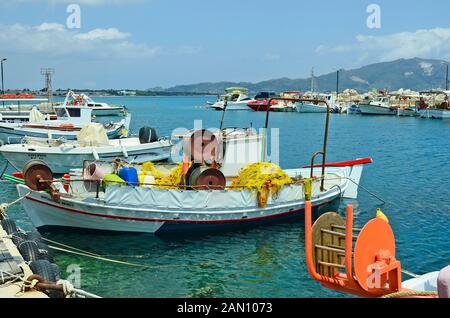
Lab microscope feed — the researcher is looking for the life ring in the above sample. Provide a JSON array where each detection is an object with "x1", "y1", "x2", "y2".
[{"x1": 59, "y1": 123, "x2": 75, "y2": 129}]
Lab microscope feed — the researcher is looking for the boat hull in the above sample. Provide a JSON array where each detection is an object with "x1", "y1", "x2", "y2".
[
  {"x1": 359, "y1": 104, "x2": 397, "y2": 115},
  {"x1": 17, "y1": 184, "x2": 338, "y2": 234},
  {"x1": 16, "y1": 163, "x2": 366, "y2": 234},
  {"x1": 419, "y1": 109, "x2": 450, "y2": 119},
  {"x1": 295, "y1": 103, "x2": 328, "y2": 113},
  {"x1": 0, "y1": 124, "x2": 124, "y2": 144},
  {"x1": 0, "y1": 141, "x2": 172, "y2": 173},
  {"x1": 211, "y1": 101, "x2": 251, "y2": 111}
]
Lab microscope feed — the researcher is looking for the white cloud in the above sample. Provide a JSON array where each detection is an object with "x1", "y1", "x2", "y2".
[
  {"x1": 0, "y1": 23, "x2": 160, "y2": 59},
  {"x1": 1, "y1": 0, "x2": 144, "y2": 6},
  {"x1": 316, "y1": 28, "x2": 450, "y2": 62},
  {"x1": 75, "y1": 28, "x2": 130, "y2": 41}
]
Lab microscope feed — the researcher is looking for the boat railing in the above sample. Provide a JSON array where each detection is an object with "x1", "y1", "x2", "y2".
[{"x1": 266, "y1": 97, "x2": 331, "y2": 191}]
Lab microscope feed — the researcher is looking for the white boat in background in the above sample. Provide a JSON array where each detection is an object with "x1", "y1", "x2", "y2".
[
  {"x1": 0, "y1": 125, "x2": 172, "y2": 174},
  {"x1": 0, "y1": 97, "x2": 55, "y2": 122},
  {"x1": 359, "y1": 96, "x2": 397, "y2": 115},
  {"x1": 54, "y1": 91, "x2": 125, "y2": 117},
  {"x1": 0, "y1": 105, "x2": 130, "y2": 144},
  {"x1": 208, "y1": 87, "x2": 254, "y2": 111},
  {"x1": 295, "y1": 93, "x2": 337, "y2": 113}
]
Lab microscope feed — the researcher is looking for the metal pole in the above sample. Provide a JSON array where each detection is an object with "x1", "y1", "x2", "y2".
[
  {"x1": 1, "y1": 60, "x2": 4, "y2": 95},
  {"x1": 1, "y1": 59, "x2": 5, "y2": 107},
  {"x1": 446, "y1": 63, "x2": 448, "y2": 91},
  {"x1": 336, "y1": 70, "x2": 340, "y2": 96}
]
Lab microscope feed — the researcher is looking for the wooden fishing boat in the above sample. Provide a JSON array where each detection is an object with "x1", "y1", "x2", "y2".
[{"x1": 14, "y1": 98, "x2": 372, "y2": 234}]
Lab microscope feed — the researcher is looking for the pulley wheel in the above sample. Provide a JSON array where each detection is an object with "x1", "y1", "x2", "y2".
[
  {"x1": 188, "y1": 166, "x2": 226, "y2": 190},
  {"x1": 183, "y1": 129, "x2": 220, "y2": 163},
  {"x1": 23, "y1": 160, "x2": 53, "y2": 191},
  {"x1": 353, "y1": 218, "x2": 396, "y2": 292},
  {"x1": 311, "y1": 212, "x2": 345, "y2": 276}
]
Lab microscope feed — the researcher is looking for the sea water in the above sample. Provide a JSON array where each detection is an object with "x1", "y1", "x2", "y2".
[{"x1": 1, "y1": 95, "x2": 449, "y2": 298}]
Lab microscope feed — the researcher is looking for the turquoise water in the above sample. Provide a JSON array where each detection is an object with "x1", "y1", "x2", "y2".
[{"x1": 1, "y1": 96, "x2": 449, "y2": 298}]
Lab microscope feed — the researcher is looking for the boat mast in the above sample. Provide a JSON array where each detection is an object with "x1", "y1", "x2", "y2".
[
  {"x1": 446, "y1": 63, "x2": 449, "y2": 91},
  {"x1": 311, "y1": 67, "x2": 315, "y2": 93},
  {"x1": 336, "y1": 69, "x2": 340, "y2": 101}
]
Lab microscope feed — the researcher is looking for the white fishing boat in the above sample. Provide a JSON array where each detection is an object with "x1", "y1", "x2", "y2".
[
  {"x1": 208, "y1": 88, "x2": 254, "y2": 111},
  {"x1": 54, "y1": 91, "x2": 125, "y2": 117},
  {"x1": 0, "y1": 105, "x2": 130, "y2": 144},
  {"x1": 358, "y1": 96, "x2": 397, "y2": 115},
  {"x1": 295, "y1": 101, "x2": 328, "y2": 113},
  {"x1": 14, "y1": 98, "x2": 372, "y2": 234},
  {"x1": 0, "y1": 125, "x2": 172, "y2": 174}
]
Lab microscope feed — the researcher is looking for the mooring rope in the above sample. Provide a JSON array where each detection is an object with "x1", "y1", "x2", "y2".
[
  {"x1": 381, "y1": 290, "x2": 438, "y2": 298},
  {"x1": 47, "y1": 244, "x2": 195, "y2": 270},
  {"x1": 0, "y1": 191, "x2": 31, "y2": 219}
]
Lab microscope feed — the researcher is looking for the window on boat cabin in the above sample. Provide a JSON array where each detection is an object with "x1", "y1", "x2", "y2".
[
  {"x1": 231, "y1": 94, "x2": 239, "y2": 101},
  {"x1": 67, "y1": 108, "x2": 81, "y2": 117},
  {"x1": 95, "y1": 104, "x2": 103, "y2": 107},
  {"x1": 56, "y1": 107, "x2": 68, "y2": 118}
]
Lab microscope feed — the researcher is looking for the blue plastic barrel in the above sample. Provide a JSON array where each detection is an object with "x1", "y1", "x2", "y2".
[{"x1": 118, "y1": 167, "x2": 139, "y2": 187}]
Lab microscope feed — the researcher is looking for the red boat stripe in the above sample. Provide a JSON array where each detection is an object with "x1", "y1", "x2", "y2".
[
  {"x1": 303, "y1": 157, "x2": 373, "y2": 168},
  {"x1": 25, "y1": 196, "x2": 335, "y2": 224}
]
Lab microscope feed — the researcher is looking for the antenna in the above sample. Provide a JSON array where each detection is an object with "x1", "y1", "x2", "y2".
[{"x1": 41, "y1": 68, "x2": 55, "y2": 104}]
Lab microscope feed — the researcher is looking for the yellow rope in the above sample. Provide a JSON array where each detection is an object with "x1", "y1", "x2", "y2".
[{"x1": 381, "y1": 291, "x2": 438, "y2": 298}]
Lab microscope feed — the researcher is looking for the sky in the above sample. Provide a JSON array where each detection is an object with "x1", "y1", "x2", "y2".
[{"x1": 1, "y1": 0, "x2": 450, "y2": 89}]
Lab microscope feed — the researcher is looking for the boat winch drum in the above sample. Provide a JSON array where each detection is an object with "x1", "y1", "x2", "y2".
[
  {"x1": 187, "y1": 166, "x2": 226, "y2": 190},
  {"x1": 139, "y1": 127, "x2": 158, "y2": 144},
  {"x1": 183, "y1": 129, "x2": 221, "y2": 163},
  {"x1": 23, "y1": 160, "x2": 54, "y2": 191}
]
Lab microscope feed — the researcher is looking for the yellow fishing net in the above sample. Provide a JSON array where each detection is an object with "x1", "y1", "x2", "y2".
[
  {"x1": 142, "y1": 162, "x2": 184, "y2": 189},
  {"x1": 232, "y1": 162, "x2": 293, "y2": 207}
]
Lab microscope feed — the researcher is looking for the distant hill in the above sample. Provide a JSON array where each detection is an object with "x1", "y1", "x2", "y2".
[{"x1": 165, "y1": 58, "x2": 449, "y2": 94}]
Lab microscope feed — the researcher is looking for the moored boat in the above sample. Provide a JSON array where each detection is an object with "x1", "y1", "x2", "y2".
[
  {"x1": 54, "y1": 91, "x2": 125, "y2": 117},
  {"x1": 208, "y1": 87, "x2": 254, "y2": 111},
  {"x1": 0, "y1": 125, "x2": 172, "y2": 174},
  {"x1": 358, "y1": 96, "x2": 397, "y2": 115},
  {"x1": 0, "y1": 105, "x2": 130, "y2": 144},
  {"x1": 15, "y1": 98, "x2": 372, "y2": 234}
]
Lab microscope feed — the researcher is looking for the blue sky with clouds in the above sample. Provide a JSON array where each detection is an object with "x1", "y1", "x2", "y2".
[{"x1": 1, "y1": 0, "x2": 449, "y2": 89}]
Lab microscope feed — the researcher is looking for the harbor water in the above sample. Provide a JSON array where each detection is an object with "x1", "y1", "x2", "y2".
[{"x1": 1, "y1": 96, "x2": 449, "y2": 297}]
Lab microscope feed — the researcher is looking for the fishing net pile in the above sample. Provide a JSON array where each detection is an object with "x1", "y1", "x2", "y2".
[
  {"x1": 142, "y1": 162, "x2": 184, "y2": 189},
  {"x1": 232, "y1": 162, "x2": 293, "y2": 207}
]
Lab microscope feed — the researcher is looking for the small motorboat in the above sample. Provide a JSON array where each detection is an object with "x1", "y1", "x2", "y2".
[
  {"x1": 0, "y1": 105, "x2": 130, "y2": 144},
  {"x1": 358, "y1": 96, "x2": 397, "y2": 115},
  {"x1": 54, "y1": 91, "x2": 125, "y2": 117},
  {"x1": 208, "y1": 88, "x2": 254, "y2": 111},
  {"x1": 0, "y1": 125, "x2": 172, "y2": 174},
  {"x1": 302, "y1": 196, "x2": 449, "y2": 298}
]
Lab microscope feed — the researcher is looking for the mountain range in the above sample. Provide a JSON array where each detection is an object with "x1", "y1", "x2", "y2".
[{"x1": 164, "y1": 58, "x2": 449, "y2": 94}]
